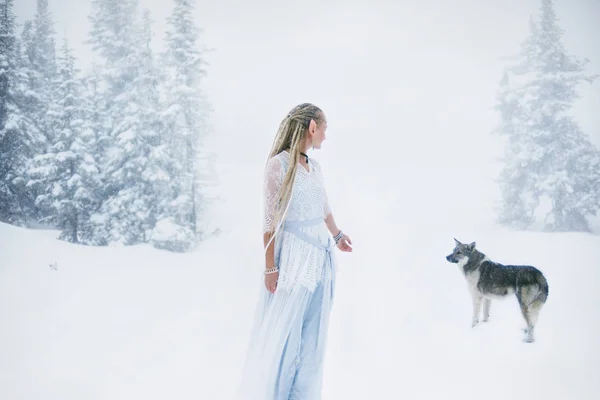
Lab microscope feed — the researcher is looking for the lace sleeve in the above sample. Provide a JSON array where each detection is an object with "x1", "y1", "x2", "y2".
[{"x1": 263, "y1": 156, "x2": 285, "y2": 233}]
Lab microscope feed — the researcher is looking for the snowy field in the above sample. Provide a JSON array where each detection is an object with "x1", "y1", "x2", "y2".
[{"x1": 1, "y1": 163, "x2": 599, "y2": 400}]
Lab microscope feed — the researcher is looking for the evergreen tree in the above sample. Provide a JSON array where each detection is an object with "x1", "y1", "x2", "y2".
[
  {"x1": 98, "y1": 6, "x2": 174, "y2": 245},
  {"x1": 494, "y1": 70, "x2": 540, "y2": 228},
  {"x1": 79, "y1": 63, "x2": 109, "y2": 245},
  {"x1": 28, "y1": 0, "x2": 56, "y2": 129},
  {"x1": 20, "y1": 1, "x2": 56, "y2": 166},
  {"x1": 88, "y1": 1, "x2": 178, "y2": 246},
  {"x1": 0, "y1": 0, "x2": 45, "y2": 225},
  {"x1": 136, "y1": 9, "x2": 185, "y2": 250},
  {"x1": 0, "y1": 0, "x2": 18, "y2": 222},
  {"x1": 87, "y1": 0, "x2": 142, "y2": 244},
  {"x1": 494, "y1": 0, "x2": 600, "y2": 232},
  {"x1": 28, "y1": 39, "x2": 102, "y2": 243},
  {"x1": 0, "y1": 0, "x2": 17, "y2": 155},
  {"x1": 157, "y1": 0, "x2": 215, "y2": 250},
  {"x1": 4, "y1": 0, "x2": 57, "y2": 225}
]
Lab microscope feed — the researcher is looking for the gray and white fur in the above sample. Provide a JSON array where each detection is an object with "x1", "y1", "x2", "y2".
[{"x1": 446, "y1": 238, "x2": 549, "y2": 343}]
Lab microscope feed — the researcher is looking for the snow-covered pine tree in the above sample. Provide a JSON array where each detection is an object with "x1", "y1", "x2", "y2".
[
  {"x1": 87, "y1": 0, "x2": 139, "y2": 244},
  {"x1": 494, "y1": 70, "x2": 540, "y2": 228},
  {"x1": 77, "y1": 63, "x2": 109, "y2": 245},
  {"x1": 0, "y1": 0, "x2": 16, "y2": 166},
  {"x1": 27, "y1": 0, "x2": 56, "y2": 131},
  {"x1": 88, "y1": 1, "x2": 174, "y2": 246},
  {"x1": 0, "y1": 0, "x2": 45, "y2": 225},
  {"x1": 494, "y1": 0, "x2": 600, "y2": 232},
  {"x1": 0, "y1": 0, "x2": 18, "y2": 222},
  {"x1": 28, "y1": 39, "x2": 102, "y2": 243},
  {"x1": 19, "y1": 0, "x2": 58, "y2": 225},
  {"x1": 134, "y1": 9, "x2": 186, "y2": 250},
  {"x1": 157, "y1": 0, "x2": 215, "y2": 250},
  {"x1": 17, "y1": 21, "x2": 37, "y2": 119}
]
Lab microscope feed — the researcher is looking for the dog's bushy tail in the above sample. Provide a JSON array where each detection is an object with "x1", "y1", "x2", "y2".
[
  {"x1": 516, "y1": 267, "x2": 549, "y2": 309},
  {"x1": 534, "y1": 271, "x2": 549, "y2": 305}
]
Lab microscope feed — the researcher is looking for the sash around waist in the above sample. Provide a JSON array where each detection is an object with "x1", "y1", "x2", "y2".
[{"x1": 282, "y1": 218, "x2": 331, "y2": 251}]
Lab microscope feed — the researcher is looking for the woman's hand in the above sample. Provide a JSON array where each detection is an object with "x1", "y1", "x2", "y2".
[
  {"x1": 336, "y1": 233, "x2": 353, "y2": 252},
  {"x1": 265, "y1": 271, "x2": 279, "y2": 293}
]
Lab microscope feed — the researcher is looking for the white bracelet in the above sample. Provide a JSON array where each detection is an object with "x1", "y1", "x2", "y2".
[{"x1": 264, "y1": 267, "x2": 279, "y2": 275}]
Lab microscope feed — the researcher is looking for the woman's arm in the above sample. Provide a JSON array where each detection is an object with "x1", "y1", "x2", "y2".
[
  {"x1": 264, "y1": 232, "x2": 276, "y2": 269},
  {"x1": 317, "y1": 162, "x2": 352, "y2": 252},
  {"x1": 263, "y1": 157, "x2": 284, "y2": 292},
  {"x1": 326, "y1": 211, "x2": 353, "y2": 251},
  {"x1": 263, "y1": 157, "x2": 284, "y2": 267},
  {"x1": 325, "y1": 212, "x2": 340, "y2": 237}
]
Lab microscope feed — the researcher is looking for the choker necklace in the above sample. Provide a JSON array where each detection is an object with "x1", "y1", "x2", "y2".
[{"x1": 300, "y1": 152, "x2": 309, "y2": 163}]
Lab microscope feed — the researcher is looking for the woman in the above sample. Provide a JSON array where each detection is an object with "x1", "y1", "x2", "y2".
[{"x1": 237, "y1": 103, "x2": 353, "y2": 399}]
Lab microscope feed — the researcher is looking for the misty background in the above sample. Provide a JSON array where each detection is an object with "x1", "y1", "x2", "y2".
[
  {"x1": 14, "y1": 0, "x2": 600, "y2": 240},
  {"x1": 2, "y1": 1, "x2": 600, "y2": 399},
  {"x1": 4, "y1": 0, "x2": 600, "y2": 274},
  {"x1": 15, "y1": 0, "x2": 600, "y2": 234},
  {"x1": 15, "y1": 0, "x2": 600, "y2": 154}
]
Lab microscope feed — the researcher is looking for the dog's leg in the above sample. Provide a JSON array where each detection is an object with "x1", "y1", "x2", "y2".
[
  {"x1": 521, "y1": 305, "x2": 534, "y2": 343},
  {"x1": 524, "y1": 299, "x2": 544, "y2": 343},
  {"x1": 482, "y1": 298, "x2": 491, "y2": 322},
  {"x1": 528, "y1": 301, "x2": 543, "y2": 327},
  {"x1": 516, "y1": 286, "x2": 529, "y2": 338},
  {"x1": 518, "y1": 291, "x2": 534, "y2": 342},
  {"x1": 518, "y1": 285, "x2": 544, "y2": 343},
  {"x1": 471, "y1": 293, "x2": 482, "y2": 328},
  {"x1": 526, "y1": 325, "x2": 535, "y2": 343}
]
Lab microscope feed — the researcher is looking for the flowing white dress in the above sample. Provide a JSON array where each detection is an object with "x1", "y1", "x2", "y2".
[{"x1": 236, "y1": 150, "x2": 337, "y2": 399}]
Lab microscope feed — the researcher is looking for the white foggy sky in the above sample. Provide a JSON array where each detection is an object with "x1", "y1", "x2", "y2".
[{"x1": 14, "y1": 0, "x2": 600, "y2": 173}]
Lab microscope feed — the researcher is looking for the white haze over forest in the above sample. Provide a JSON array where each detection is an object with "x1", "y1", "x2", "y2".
[{"x1": 55, "y1": 0, "x2": 593, "y2": 234}]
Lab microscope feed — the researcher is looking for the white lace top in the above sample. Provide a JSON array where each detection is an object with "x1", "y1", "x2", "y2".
[
  {"x1": 263, "y1": 151, "x2": 331, "y2": 233},
  {"x1": 262, "y1": 150, "x2": 334, "y2": 291}
]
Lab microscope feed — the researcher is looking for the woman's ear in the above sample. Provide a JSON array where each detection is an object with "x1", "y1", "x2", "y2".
[{"x1": 308, "y1": 119, "x2": 317, "y2": 136}]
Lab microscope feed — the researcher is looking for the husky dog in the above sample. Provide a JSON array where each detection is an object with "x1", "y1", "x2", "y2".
[{"x1": 445, "y1": 238, "x2": 549, "y2": 343}]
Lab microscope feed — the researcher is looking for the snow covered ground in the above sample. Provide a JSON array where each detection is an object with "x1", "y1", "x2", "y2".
[{"x1": 1, "y1": 163, "x2": 599, "y2": 400}]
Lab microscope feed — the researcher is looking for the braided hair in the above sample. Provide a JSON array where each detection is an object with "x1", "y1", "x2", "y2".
[{"x1": 266, "y1": 103, "x2": 325, "y2": 232}]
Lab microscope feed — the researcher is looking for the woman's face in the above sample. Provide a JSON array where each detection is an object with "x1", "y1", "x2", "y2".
[{"x1": 310, "y1": 114, "x2": 327, "y2": 149}]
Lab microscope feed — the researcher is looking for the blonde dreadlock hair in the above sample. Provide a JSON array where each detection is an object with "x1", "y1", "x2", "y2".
[{"x1": 266, "y1": 103, "x2": 325, "y2": 236}]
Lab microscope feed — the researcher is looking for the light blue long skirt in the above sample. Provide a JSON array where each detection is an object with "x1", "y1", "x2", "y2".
[{"x1": 236, "y1": 218, "x2": 336, "y2": 399}]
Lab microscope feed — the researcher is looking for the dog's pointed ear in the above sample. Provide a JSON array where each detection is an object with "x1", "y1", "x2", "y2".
[
  {"x1": 468, "y1": 242, "x2": 476, "y2": 251},
  {"x1": 454, "y1": 238, "x2": 461, "y2": 246}
]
